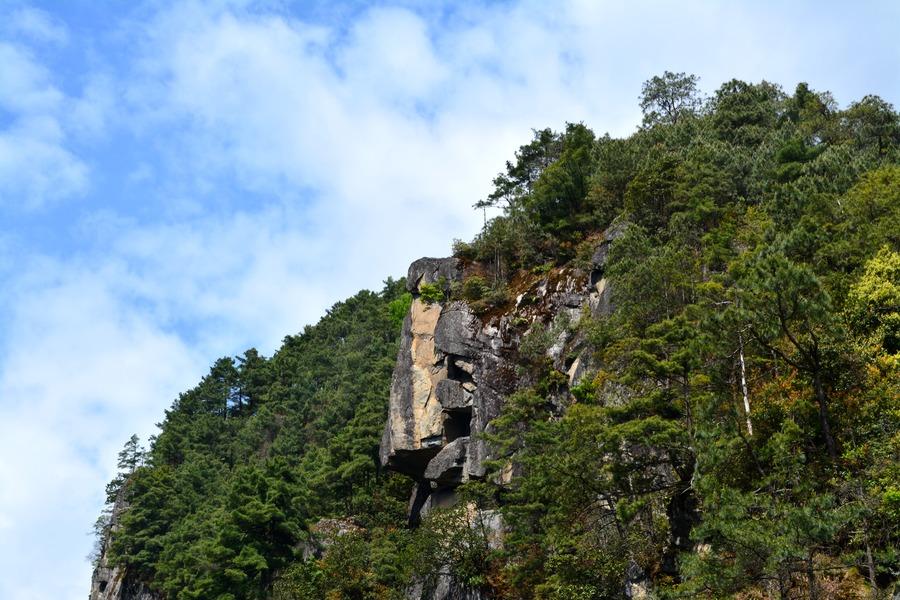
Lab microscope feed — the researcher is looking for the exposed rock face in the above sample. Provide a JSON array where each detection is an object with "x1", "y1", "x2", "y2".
[
  {"x1": 589, "y1": 218, "x2": 627, "y2": 317},
  {"x1": 380, "y1": 298, "x2": 448, "y2": 476},
  {"x1": 407, "y1": 257, "x2": 463, "y2": 294},
  {"x1": 89, "y1": 576, "x2": 156, "y2": 600},
  {"x1": 382, "y1": 228, "x2": 629, "y2": 600},
  {"x1": 406, "y1": 576, "x2": 487, "y2": 600},
  {"x1": 89, "y1": 493, "x2": 159, "y2": 600},
  {"x1": 300, "y1": 517, "x2": 365, "y2": 560},
  {"x1": 382, "y1": 251, "x2": 614, "y2": 493},
  {"x1": 424, "y1": 436, "x2": 469, "y2": 484}
]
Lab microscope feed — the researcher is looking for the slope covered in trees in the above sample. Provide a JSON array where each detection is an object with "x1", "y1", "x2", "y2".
[
  {"x1": 95, "y1": 74, "x2": 900, "y2": 599},
  {"x1": 96, "y1": 281, "x2": 416, "y2": 598},
  {"x1": 454, "y1": 73, "x2": 900, "y2": 599}
]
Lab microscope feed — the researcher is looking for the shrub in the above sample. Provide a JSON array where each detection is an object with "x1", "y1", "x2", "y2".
[
  {"x1": 461, "y1": 276, "x2": 489, "y2": 301},
  {"x1": 387, "y1": 293, "x2": 413, "y2": 330},
  {"x1": 419, "y1": 283, "x2": 443, "y2": 304}
]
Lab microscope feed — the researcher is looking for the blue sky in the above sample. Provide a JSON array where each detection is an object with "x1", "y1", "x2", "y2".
[{"x1": 1, "y1": 1, "x2": 898, "y2": 598}]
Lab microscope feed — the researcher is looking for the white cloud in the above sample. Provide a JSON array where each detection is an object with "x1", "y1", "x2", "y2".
[
  {"x1": 0, "y1": 115, "x2": 88, "y2": 206},
  {"x1": 0, "y1": 257, "x2": 206, "y2": 600},
  {"x1": 338, "y1": 7, "x2": 448, "y2": 102},
  {"x1": 68, "y1": 73, "x2": 117, "y2": 139},
  {"x1": 105, "y1": 205, "x2": 335, "y2": 350},
  {"x1": 5, "y1": 7, "x2": 69, "y2": 45},
  {"x1": 123, "y1": 1, "x2": 616, "y2": 284},
  {"x1": 0, "y1": 39, "x2": 88, "y2": 207},
  {"x1": 0, "y1": 42, "x2": 63, "y2": 112}
]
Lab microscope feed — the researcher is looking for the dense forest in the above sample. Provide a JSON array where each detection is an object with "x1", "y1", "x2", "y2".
[{"x1": 95, "y1": 73, "x2": 899, "y2": 599}]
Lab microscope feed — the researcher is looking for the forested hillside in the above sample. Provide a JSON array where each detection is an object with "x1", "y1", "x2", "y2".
[
  {"x1": 93, "y1": 74, "x2": 900, "y2": 599},
  {"x1": 93, "y1": 281, "x2": 416, "y2": 598}
]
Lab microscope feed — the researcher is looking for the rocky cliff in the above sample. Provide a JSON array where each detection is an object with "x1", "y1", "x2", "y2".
[
  {"x1": 382, "y1": 232, "x2": 618, "y2": 501},
  {"x1": 379, "y1": 227, "x2": 622, "y2": 598}
]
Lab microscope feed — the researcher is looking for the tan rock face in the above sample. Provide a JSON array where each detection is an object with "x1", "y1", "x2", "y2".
[
  {"x1": 407, "y1": 299, "x2": 447, "y2": 446},
  {"x1": 381, "y1": 298, "x2": 453, "y2": 476}
]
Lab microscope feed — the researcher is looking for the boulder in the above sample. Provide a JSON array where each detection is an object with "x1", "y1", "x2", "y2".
[
  {"x1": 435, "y1": 379, "x2": 471, "y2": 410},
  {"x1": 434, "y1": 302, "x2": 481, "y2": 358},
  {"x1": 424, "y1": 437, "x2": 469, "y2": 484},
  {"x1": 407, "y1": 257, "x2": 463, "y2": 294}
]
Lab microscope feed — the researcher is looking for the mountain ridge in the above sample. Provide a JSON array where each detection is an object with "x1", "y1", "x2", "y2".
[{"x1": 91, "y1": 74, "x2": 900, "y2": 599}]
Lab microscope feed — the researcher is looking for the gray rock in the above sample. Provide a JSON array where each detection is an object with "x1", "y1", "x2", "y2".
[
  {"x1": 407, "y1": 573, "x2": 486, "y2": 600},
  {"x1": 625, "y1": 560, "x2": 651, "y2": 599},
  {"x1": 424, "y1": 437, "x2": 470, "y2": 484},
  {"x1": 435, "y1": 379, "x2": 471, "y2": 410},
  {"x1": 407, "y1": 257, "x2": 463, "y2": 294},
  {"x1": 454, "y1": 358, "x2": 475, "y2": 374},
  {"x1": 566, "y1": 351, "x2": 591, "y2": 386},
  {"x1": 591, "y1": 240, "x2": 612, "y2": 271},
  {"x1": 434, "y1": 302, "x2": 481, "y2": 358},
  {"x1": 307, "y1": 517, "x2": 363, "y2": 558},
  {"x1": 590, "y1": 220, "x2": 629, "y2": 286},
  {"x1": 380, "y1": 310, "x2": 418, "y2": 473},
  {"x1": 591, "y1": 277, "x2": 614, "y2": 317},
  {"x1": 417, "y1": 486, "x2": 460, "y2": 522},
  {"x1": 388, "y1": 254, "x2": 593, "y2": 495}
]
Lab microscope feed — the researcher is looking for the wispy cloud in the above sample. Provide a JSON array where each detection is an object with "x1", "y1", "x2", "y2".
[
  {"x1": 5, "y1": 7, "x2": 69, "y2": 45},
  {"x1": 0, "y1": 34, "x2": 87, "y2": 208},
  {"x1": 0, "y1": 256, "x2": 205, "y2": 599}
]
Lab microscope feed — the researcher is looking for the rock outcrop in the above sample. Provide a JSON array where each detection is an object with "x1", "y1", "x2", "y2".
[
  {"x1": 89, "y1": 493, "x2": 158, "y2": 600},
  {"x1": 381, "y1": 229, "x2": 627, "y2": 599},
  {"x1": 382, "y1": 246, "x2": 616, "y2": 487},
  {"x1": 407, "y1": 257, "x2": 464, "y2": 294}
]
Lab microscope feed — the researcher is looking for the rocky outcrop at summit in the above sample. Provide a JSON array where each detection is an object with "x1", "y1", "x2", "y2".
[
  {"x1": 407, "y1": 257, "x2": 463, "y2": 294},
  {"x1": 381, "y1": 226, "x2": 623, "y2": 519},
  {"x1": 382, "y1": 242, "x2": 623, "y2": 599}
]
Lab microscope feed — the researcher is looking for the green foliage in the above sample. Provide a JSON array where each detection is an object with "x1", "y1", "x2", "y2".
[
  {"x1": 846, "y1": 247, "x2": 900, "y2": 353},
  {"x1": 387, "y1": 290, "x2": 413, "y2": 331},
  {"x1": 639, "y1": 70, "x2": 702, "y2": 126},
  {"x1": 460, "y1": 275, "x2": 488, "y2": 301},
  {"x1": 464, "y1": 74, "x2": 900, "y2": 598},
  {"x1": 524, "y1": 123, "x2": 598, "y2": 239},
  {"x1": 475, "y1": 127, "x2": 562, "y2": 212},
  {"x1": 457, "y1": 274, "x2": 511, "y2": 315},
  {"x1": 418, "y1": 280, "x2": 445, "y2": 304},
  {"x1": 104, "y1": 279, "x2": 414, "y2": 598},
  {"x1": 451, "y1": 238, "x2": 477, "y2": 260},
  {"x1": 844, "y1": 94, "x2": 900, "y2": 155}
]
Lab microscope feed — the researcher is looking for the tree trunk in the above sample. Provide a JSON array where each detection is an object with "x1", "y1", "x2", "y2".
[
  {"x1": 738, "y1": 332, "x2": 753, "y2": 436},
  {"x1": 778, "y1": 568, "x2": 789, "y2": 600},
  {"x1": 812, "y1": 372, "x2": 837, "y2": 460},
  {"x1": 865, "y1": 538, "x2": 878, "y2": 599},
  {"x1": 806, "y1": 553, "x2": 818, "y2": 600}
]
